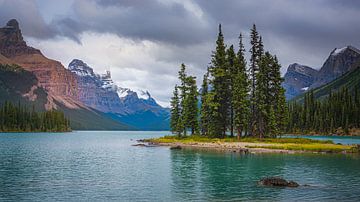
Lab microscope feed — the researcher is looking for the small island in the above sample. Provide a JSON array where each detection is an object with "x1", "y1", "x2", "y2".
[
  {"x1": 145, "y1": 25, "x2": 360, "y2": 153},
  {"x1": 145, "y1": 135, "x2": 359, "y2": 154}
]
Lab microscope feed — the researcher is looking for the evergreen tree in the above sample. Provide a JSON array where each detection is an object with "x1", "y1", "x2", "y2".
[
  {"x1": 170, "y1": 85, "x2": 181, "y2": 136},
  {"x1": 232, "y1": 33, "x2": 250, "y2": 139},
  {"x1": 249, "y1": 24, "x2": 262, "y2": 136},
  {"x1": 184, "y1": 76, "x2": 199, "y2": 135},
  {"x1": 208, "y1": 24, "x2": 229, "y2": 137},
  {"x1": 226, "y1": 45, "x2": 236, "y2": 136},
  {"x1": 178, "y1": 63, "x2": 188, "y2": 135},
  {"x1": 200, "y1": 69, "x2": 210, "y2": 136}
]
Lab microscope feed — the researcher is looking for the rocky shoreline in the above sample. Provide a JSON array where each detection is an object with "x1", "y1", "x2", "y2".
[{"x1": 138, "y1": 141, "x2": 345, "y2": 154}]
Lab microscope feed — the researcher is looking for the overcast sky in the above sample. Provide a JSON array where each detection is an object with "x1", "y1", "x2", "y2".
[{"x1": 1, "y1": 0, "x2": 359, "y2": 106}]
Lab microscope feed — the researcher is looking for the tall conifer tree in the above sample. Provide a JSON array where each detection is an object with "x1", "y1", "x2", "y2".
[{"x1": 209, "y1": 24, "x2": 228, "y2": 137}]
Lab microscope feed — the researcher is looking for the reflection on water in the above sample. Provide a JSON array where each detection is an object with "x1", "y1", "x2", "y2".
[{"x1": 0, "y1": 131, "x2": 359, "y2": 201}]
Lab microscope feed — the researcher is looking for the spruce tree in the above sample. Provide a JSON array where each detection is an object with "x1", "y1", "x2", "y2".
[
  {"x1": 232, "y1": 33, "x2": 250, "y2": 139},
  {"x1": 249, "y1": 24, "x2": 261, "y2": 136},
  {"x1": 226, "y1": 45, "x2": 236, "y2": 137},
  {"x1": 178, "y1": 63, "x2": 188, "y2": 135},
  {"x1": 184, "y1": 76, "x2": 199, "y2": 135},
  {"x1": 208, "y1": 24, "x2": 228, "y2": 137},
  {"x1": 170, "y1": 85, "x2": 181, "y2": 136},
  {"x1": 200, "y1": 70, "x2": 210, "y2": 136}
]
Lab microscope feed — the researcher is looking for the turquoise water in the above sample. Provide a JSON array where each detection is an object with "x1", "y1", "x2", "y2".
[
  {"x1": 0, "y1": 131, "x2": 360, "y2": 201},
  {"x1": 284, "y1": 135, "x2": 360, "y2": 145}
]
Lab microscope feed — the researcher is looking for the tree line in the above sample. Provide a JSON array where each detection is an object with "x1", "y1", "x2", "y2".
[
  {"x1": 287, "y1": 88, "x2": 360, "y2": 135},
  {"x1": 170, "y1": 24, "x2": 287, "y2": 139},
  {"x1": 0, "y1": 101, "x2": 71, "y2": 132}
]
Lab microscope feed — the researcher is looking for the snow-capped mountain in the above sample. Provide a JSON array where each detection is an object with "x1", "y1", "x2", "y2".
[
  {"x1": 68, "y1": 59, "x2": 170, "y2": 130},
  {"x1": 283, "y1": 46, "x2": 360, "y2": 100}
]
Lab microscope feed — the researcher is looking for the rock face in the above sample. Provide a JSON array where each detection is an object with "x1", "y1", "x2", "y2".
[
  {"x1": 68, "y1": 59, "x2": 123, "y2": 113},
  {"x1": 0, "y1": 19, "x2": 79, "y2": 108},
  {"x1": 68, "y1": 59, "x2": 170, "y2": 130},
  {"x1": 283, "y1": 46, "x2": 360, "y2": 100},
  {"x1": 258, "y1": 177, "x2": 299, "y2": 187},
  {"x1": 313, "y1": 46, "x2": 360, "y2": 88},
  {"x1": 0, "y1": 19, "x2": 40, "y2": 57},
  {"x1": 283, "y1": 63, "x2": 318, "y2": 100}
]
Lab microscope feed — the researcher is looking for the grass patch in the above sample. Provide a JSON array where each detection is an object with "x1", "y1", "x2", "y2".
[
  {"x1": 246, "y1": 143, "x2": 355, "y2": 153},
  {"x1": 146, "y1": 135, "x2": 358, "y2": 153},
  {"x1": 147, "y1": 135, "x2": 334, "y2": 144}
]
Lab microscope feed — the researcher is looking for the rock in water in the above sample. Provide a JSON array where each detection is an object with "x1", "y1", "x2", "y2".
[
  {"x1": 287, "y1": 181, "x2": 300, "y2": 187},
  {"x1": 259, "y1": 177, "x2": 299, "y2": 187},
  {"x1": 170, "y1": 145, "x2": 182, "y2": 150}
]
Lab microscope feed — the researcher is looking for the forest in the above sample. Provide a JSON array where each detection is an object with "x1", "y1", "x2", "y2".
[
  {"x1": 170, "y1": 24, "x2": 287, "y2": 139},
  {"x1": 0, "y1": 101, "x2": 71, "y2": 132},
  {"x1": 287, "y1": 88, "x2": 360, "y2": 135}
]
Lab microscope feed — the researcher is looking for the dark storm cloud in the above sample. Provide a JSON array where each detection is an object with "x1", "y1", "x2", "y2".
[
  {"x1": 58, "y1": 0, "x2": 213, "y2": 45},
  {"x1": 1, "y1": 0, "x2": 360, "y2": 68},
  {"x1": 0, "y1": 0, "x2": 55, "y2": 39}
]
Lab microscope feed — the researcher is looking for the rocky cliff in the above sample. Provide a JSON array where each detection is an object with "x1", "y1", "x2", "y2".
[
  {"x1": 283, "y1": 46, "x2": 360, "y2": 100},
  {"x1": 68, "y1": 59, "x2": 124, "y2": 113},
  {"x1": 0, "y1": 19, "x2": 79, "y2": 108},
  {"x1": 283, "y1": 63, "x2": 318, "y2": 99}
]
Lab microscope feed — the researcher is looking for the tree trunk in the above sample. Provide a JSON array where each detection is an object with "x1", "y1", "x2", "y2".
[{"x1": 237, "y1": 128, "x2": 242, "y2": 140}]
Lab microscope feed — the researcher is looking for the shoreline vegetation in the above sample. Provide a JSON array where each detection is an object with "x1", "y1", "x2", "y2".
[{"x1": 145, "y1": 135, "x2": 360, "y2": 154}]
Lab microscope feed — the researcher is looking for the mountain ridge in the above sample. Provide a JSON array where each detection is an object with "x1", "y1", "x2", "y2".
[{"x1": 283, "y1": 45, "x2": 360, "y2": 100}]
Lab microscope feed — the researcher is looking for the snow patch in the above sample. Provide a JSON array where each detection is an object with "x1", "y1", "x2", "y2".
[
  {"x1": 117, "y1": 87, "x2": 151, "y2": 100},
  {"x1": 332, "y1": 47, "x2": 347, "y2": 56},
  {"x1": 301, "y1": 87, "x2": 309, "y2": 91}
]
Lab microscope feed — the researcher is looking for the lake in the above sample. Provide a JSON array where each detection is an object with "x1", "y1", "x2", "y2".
[{"x1": 0, "y1": 131, "x2": 359, "y2": 201}]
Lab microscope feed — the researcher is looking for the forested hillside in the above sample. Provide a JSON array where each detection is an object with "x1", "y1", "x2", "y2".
[
  {"x1": 0, "y1": 101, "x2": 70, "y2": 132},
  {"x1": 287, "y1": 67, "x2": 360, "y2": 135}
]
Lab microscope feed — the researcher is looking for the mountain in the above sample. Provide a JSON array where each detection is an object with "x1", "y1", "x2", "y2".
[
  {"x1": 0, "y1": 19, "x2": 79, "y2": 106},
  {"x1": 0, "y1": 64, "x2": 131, "y2": 130},
  {"x1": 283, "y1": 46, "x2": 360, "y2": 100},
  {"x1": 0, "y1": 19, "x2": 131, "y2": 130},
  {"x1": 68, "y1": 59, "x2": 170, "y2": 130},
  {"x1": 68, "y1": 59, "x2": 123, "y2": 113},
  {"x1": 283, "y1": 63, "x2": 318, "y2": 99},
  {"x1": 292, "y1": 66, "x2": 360, "y2": 103}
]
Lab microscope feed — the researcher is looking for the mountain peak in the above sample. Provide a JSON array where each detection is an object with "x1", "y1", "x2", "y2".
[
  {"x1": 0, "y1": 19, "x2": 41, "y2": 57},
  {"x1": 331, "y1": 46, "x2": 360, "y2": 57},
  {"x1": 68, "y1": 59, "x2": 96, "y2": 77},
  {"x1": 286, "y1": 63, "x2": 318, "y2": 76},
  {"x1": 6, "y1": 19, "x2": 20, "y2": 30}
]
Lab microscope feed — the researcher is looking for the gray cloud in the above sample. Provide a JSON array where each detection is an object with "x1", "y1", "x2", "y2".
[
  {"x1": 1, "y1": 0, "x2": 360, "y2": 105},
  {"x1": 0, "y1": 0, "x2": 55, "y2": 39}
]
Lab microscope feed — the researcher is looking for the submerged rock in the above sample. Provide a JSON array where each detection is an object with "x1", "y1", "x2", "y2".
[
  {"x1": 170, "y1": 145, "x2": 182, "y2": 150},
  {"x1": 132, "y1": 143, "x2": 147, "y2": 147},
  {"x1": 259, "y1": 177, "x2": 299, "y2": 187}
]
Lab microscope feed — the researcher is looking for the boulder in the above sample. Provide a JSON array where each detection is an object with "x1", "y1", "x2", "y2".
[
  {"x1": 170, "y1": 145, "x2": 182, "y2": 150},
  {"x1": 259, "y1": 177, "x2": 299, "y2": 187},
  {"x1": 132, "y1": 143, "x2": 147, "y2": 147}
]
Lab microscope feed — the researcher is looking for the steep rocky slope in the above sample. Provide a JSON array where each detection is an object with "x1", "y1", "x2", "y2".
[
  {"x1": 283, "y1": 46, "x2": 360, "y2": 100},
  {"x1": 69, "y1": 59, "x2": 170, "y2": 130},
  {"x1": 0, "y1": 19, "x2": 79, "y2": 108},
  {"x1": 68, "y1": 59, "x2": 123, "y2": 113},
  {"x1": 283, "y1": 63, "x2": 318, "y2": 99}
]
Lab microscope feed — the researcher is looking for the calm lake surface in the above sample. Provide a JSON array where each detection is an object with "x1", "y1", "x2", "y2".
[{"x1": 0, "y1": 131, "x2": 360, "y2": 201}]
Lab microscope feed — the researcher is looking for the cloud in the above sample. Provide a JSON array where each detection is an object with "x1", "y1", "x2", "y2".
[
  {"x1": 0, "y1": 0, "x2": 55, "y2": 39},
  {"x1": 1, "y1": 0, "x2": 360, "y2": 105}
]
